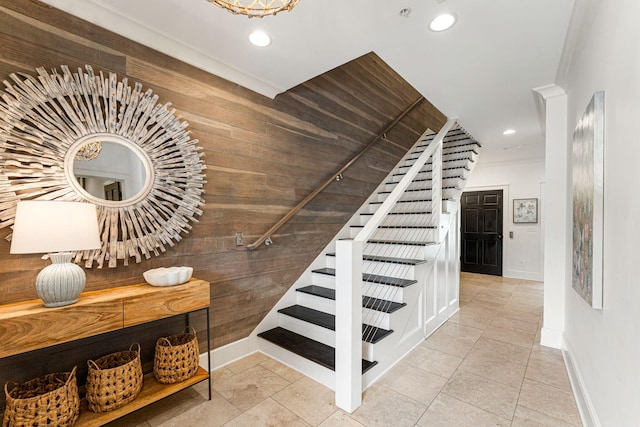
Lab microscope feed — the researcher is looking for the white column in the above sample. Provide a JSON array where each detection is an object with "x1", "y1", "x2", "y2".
[
  {"x1": 533, "y1": 84, "x2": 568, "y2": 349},
  {"x1": 335, "y1": 239, "x2": 363, "y2": 412}
]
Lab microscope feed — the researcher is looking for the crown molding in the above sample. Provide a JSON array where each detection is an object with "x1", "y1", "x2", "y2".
[{"x1": 39, "y1": 0, "x2": 283, "y2": 99}]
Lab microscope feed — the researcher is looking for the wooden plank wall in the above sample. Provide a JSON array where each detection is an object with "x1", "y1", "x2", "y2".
[{"x1": 0, "y1": 1, "x2": 446, "y2": 353}]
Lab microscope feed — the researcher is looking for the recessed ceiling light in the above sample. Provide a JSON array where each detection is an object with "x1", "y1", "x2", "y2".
[
  {"x1": 502, "y1": 129, "x2": 516, "y2": 135},
  {"x1": 249, "y1": 31, "x2": 271, "y2": 47},
  {"x1": 429, "y1": 13, "x2": 457, "y2": 32}
]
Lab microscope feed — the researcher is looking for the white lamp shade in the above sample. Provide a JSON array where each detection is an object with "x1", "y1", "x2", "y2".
[{"x1": 10, "y1": 201, "x2": 101, "y2": 254}]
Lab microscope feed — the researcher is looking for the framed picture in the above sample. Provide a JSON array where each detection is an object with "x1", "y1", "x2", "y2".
[
  {"x1": 572, "y1": 91, "x2": 604, "y2": 309},
  {"x1": 513, "y1": 198, "x2": 538, "y2": 223}
]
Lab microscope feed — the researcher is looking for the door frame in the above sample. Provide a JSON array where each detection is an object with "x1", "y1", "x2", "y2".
[{"x1": 461, "y1": 184, "x2": 510, "y2": 277}]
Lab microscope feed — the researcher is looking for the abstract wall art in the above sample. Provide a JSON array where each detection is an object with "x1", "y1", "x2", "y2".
[{"x1": 572, "y1": 91, "x2": 604, "y2": 309}]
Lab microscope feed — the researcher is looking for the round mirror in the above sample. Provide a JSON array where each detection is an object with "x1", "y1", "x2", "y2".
[
  {"x1": 64, "y1": 134, "x2": 154, "y2": 207},
  {"x1": 0, "y1": 65, "x2": 206, "y2": 268}
]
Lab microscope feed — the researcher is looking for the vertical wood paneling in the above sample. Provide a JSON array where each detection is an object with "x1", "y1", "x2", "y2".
[{"x1": 0, "y1": 0, "x2": 446, "y2": 385}]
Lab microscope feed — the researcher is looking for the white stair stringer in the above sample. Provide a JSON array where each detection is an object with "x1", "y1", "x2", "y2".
[{"x1": 252, "y1": 123, "x2": 480, "y2": 396}]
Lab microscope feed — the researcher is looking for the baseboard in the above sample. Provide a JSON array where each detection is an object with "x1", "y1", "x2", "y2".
[
  {"x1": 563, "y1": 338, "x2": 601, "y2": 427},
  {"x1": 503, "y1": 270, "x2": 543, "y2": 282},
  {"x1": 199, "y1": 335, "x2": 258, "y2": 371},
  {"x1": 540, "y1": 327, "x2": 563, "y2": 349}
]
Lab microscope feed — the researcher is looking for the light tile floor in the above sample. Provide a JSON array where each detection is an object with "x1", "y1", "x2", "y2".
[{"x1": 107, "y1": 272, "x2": 582, "y2": 426}]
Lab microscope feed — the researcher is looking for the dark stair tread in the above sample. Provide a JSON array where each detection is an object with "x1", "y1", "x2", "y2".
[
  {"x1": 362, "y1": 324, "x2": 394, "y2": 344},
  {"x1": 298, "y1": 285, "x2": 335, "y2": 300},
  {"x1": 362, "y1": 296, "x2": 406, "y2": 314},
  {"x1": 312, "y1": 267, "x2": 417, "y2": 287},
  {"x1": 296, "y1": 285, "x2": 406, "y2": 314},
  {"x1": 258, "y1": 327, "x2": 377, "y2": 373},
  {"x1": 325, "y1": 253, "x2": 427, "y2": 265},
  {"x1": 279, "y1": 305, "x2": 334, "y2": 329},
  {"x1": 277, "y1": 305, "x2": 393, "y2": 343}
]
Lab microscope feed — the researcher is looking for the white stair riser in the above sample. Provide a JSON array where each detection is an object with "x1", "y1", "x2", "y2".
[
  {"x1": 312, "y1": 272, "x2": 336, "y2": 288},
  {"x1": 388, "y1": 171, "x2": 432, "y2": 184},
  {"x1": 365, "y1": 243, "x2": 430, "y2": 259},
  {"x1": 404, "y1": 152, "x2": 477, "y2": 168},
  {"x1": 362, "y1": 331, "x2": 396, "y2": 361},
  {"x1": 367, "y1": 202, "x2": 433, "y2": 214},
  {"x1": 359, "y1": 213, "x2": 437, "y2": 226},
  {"x1": 362, "y1": 281, "x2": 407, "y2": 303},
  {"x1": 443, "y1": 189, "x2": 462, "y2": 199},
  {"x1": 370, "y1": 228, "x2": 438, "y2": 242},
  {"x1": 384, "y1": 215, "x2": 437, "y2": 227},
  {"x1": 443, "y1": 177, "x2": 466, "y2": 187},
  {"x1": 350, "y1": 226, "x2": 438, "y2": 240},
  {"x1": 397, "y1": 167, "x2": 468, "y2": 180},
  {"x1": 384, "y1": 181, "x2": 431, "y2": 192},
  {"x1": 362, "y1": 262, "x2": 416, "y2": 280},
  {"x1": 442, "y1": 199, "x2": 457, "y2": 213},
  {"x1": 442, "y1": 158, "x2": 474, "y2": 167},
  {"x1": 296, "y1": 292, "x2": 335, "y2": 315},
  {"x1": 312, "y1": 273, "x2": 408, "y2": 303},
  {"x1": 377, "y1": 190, "x2": 432, "y2": 202},
  {"x1": 325, "y1": 256, "x2": 337, "y2": 269},
  {"x1": 325, "y1": 257, "x2": 417, "y2": 280},
  {"x1": 278, "y1": 313, "x2": 335, "y2": 347},
  {"x1": 362, "y1": 306, "x2": 402, "y2": 331},
  {"x1": 442, "y1": 146, "x2": 478, "y2": 155},
  {"x1": 278, "y1": 310, "x2": 397, "y2": 352}
]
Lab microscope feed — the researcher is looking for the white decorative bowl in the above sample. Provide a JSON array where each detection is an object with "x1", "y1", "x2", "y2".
[{"x1": 143, "y1": 266, "x2": 193, "y2": 287}]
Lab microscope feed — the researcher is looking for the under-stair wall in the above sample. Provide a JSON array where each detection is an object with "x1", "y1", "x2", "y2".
[{"x1": 252, "y1": 120, "x2": 480, "y2": 411}]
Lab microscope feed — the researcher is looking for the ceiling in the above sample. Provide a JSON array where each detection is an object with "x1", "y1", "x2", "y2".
[{"x1": 41, "y1": 0, "x2": 575, "y2": 165}]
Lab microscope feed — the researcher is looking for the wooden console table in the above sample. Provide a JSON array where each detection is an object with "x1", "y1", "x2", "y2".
[{"x1": 0, "y1": 278, "x2": 211, "y2": 426}]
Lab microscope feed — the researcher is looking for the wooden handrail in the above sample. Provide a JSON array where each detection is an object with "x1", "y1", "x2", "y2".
[
  {"x1": 354, "y1": 117, "x2": 457, "y2": 243},
  {"x1": 247, "y1": 96, "x2": 425, "y2": 250}
]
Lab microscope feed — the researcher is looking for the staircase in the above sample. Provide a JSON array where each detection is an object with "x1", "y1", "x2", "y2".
[{"x1": 254, "y1": 120, "x2": 480, "y2": 408}]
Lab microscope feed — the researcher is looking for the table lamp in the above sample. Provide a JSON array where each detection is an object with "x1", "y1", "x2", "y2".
[{"x1": 10, "y1": 200, "x2": 101, "y2": 307}]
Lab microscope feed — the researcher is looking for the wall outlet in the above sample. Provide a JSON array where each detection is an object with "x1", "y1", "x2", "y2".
[{"x1": 235, "y1": 232, "x2": 243, "y2": 246}]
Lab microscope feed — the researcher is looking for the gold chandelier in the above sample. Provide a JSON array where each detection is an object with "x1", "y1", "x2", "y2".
[
  {"x1": 208, "y1": 0, "x2": 299, "y2": 18},
  {"x1": 75, "y1": 140, "x2": 102, "y2": 161}
]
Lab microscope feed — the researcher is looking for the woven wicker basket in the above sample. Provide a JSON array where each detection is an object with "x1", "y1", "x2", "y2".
[
  {"x1": 153, "y1": 326, "x2": 199, "y2": 384},
  {"x1": 2, "y1": 366, "x2": 79, "y2": 427},
  {"x1": 85, "y1": 343, "x2": 143, "y2": 413}
]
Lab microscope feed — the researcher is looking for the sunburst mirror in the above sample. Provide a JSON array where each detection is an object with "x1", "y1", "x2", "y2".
[{"x1": 0, "y1": 65, "x2": 206, "y2": 268}]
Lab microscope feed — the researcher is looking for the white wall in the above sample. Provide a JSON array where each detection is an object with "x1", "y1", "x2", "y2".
[
  {"x1": 466, "y1": 160, "x2": 545, "y2": 281},
  {"x1": 557, "y1": 0, "x2": 640, "y2": 425}
]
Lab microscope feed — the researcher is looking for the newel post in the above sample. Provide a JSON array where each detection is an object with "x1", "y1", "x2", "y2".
[{"x1": 335, "y1": 239, "x2": 363, "y2": 412}]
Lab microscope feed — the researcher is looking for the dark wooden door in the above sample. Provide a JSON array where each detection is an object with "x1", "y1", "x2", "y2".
[
  {"x1": 461, "y1": 190, "x2": 503, "y2": 275},
  {"x1": 104, "y1": 181, "x2": 122, "y2": 201}
]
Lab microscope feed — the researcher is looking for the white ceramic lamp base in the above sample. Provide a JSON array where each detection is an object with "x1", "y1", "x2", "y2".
[{"x1": 35, "y1": 252, "x2": 86, "y2": 307}]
